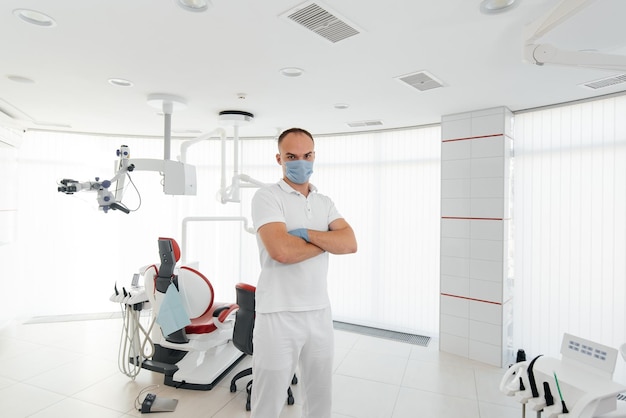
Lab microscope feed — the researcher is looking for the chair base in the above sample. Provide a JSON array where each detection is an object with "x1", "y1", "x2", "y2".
[
  {"x1": 230, "y1": 369, "x2": 297, "y2": 411},
  {"x1": 141, "y1": 341, "x2": 245, "y2": 391}
]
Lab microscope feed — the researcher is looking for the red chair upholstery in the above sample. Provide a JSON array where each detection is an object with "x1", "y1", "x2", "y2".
[{"x1": 145, "y1": 237, "x2": 237, "y2": 341}]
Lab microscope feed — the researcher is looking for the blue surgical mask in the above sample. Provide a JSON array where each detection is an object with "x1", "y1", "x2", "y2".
[{"x1": 285, "y1": 160, "x2": 314, "y2": 184}]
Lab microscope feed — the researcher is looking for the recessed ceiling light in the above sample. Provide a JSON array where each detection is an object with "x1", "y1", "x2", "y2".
[
  {"x1": 13, "y1": 9, "x2": 56, "y2": 27},
  {"x1": 108, "y1": 78, "x2": 134, "y2": 87},
  {"x1": 176, "y1": 0, "x2": 212, "y2": 12},
  {"x1": 7, "y1": 75, "x2": 35, "y2": 84},
  {"x1": 334, "y1": 103, "x2": 349, "y2": 110},
  {"x1": 280, "y1": 67, "x2": 304, "y2": 77},
  {"x1": 480, "y1": 0, "x2": 519, "y2": 14}
]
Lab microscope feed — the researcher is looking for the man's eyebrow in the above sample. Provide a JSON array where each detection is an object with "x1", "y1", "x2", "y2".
[{"x1": 285, "y1": 152, "x2": 313, "y2": 156}]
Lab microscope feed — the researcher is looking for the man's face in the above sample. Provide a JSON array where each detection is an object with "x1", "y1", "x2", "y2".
[{"x1": 276, "y1": 132, "x2": 315, "y2": 169}]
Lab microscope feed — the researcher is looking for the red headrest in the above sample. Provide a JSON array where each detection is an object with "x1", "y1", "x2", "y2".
[
  {"x1": 236, "y1": 282, "x2": 256, "y2": 293},
  {"x1": 158, "y1": 237, "x2": 181, "y2": 262}
]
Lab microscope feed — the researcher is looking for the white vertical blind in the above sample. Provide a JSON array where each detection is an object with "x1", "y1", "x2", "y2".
[
  {"x1": 15, "y1": 93, "x2": 626, "y2": 359},
  {"x1": 14, "y1": 126, "x2": 442, "y2": 336},
  {"x1": 514, "y1": 96, "x2": 626, "y2": 367},
  {"x1": 312, "y1": 129, "x2": 441, "y2": 335},
  {"x1": 236, "y1": 128, "x2": 443, "y2": 335}
]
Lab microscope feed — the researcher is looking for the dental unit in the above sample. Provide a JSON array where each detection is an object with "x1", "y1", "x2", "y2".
[
  {"x1": 500, "y1": 333, "x2": 626, "y2": 418},
  {"x1": 58, "y1": 99, "x2": 270, "y2": 394},
  {"x1": 111, "y1": 237, "x2": 245, "y2": 390}
]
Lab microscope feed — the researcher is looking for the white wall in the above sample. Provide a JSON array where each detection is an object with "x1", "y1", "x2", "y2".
[
  {"x1": 10, "y1": 127, "x2": 443, "y2": 338},
  {"x1": 0, "y1": 126, "x2": 21, "y2": 326}
]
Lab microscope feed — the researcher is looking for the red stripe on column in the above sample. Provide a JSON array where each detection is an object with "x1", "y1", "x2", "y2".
[
  {"x1": 441, "y1": 293, "x2": 512, "y2": 306},
  {"x1": 441, "y1": 216, "x2": 508, "y2": 221},
  {"x1": 442, "y1": 134, "x2": 503, "y2": 142}
]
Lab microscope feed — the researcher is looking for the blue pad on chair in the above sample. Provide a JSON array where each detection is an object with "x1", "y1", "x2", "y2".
[{"x1": 157, "y1": 283, "x2": 191, "y2": 336}]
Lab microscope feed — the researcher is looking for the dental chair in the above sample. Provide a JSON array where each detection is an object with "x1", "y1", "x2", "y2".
[
  {"x1": 229, "y1": 282, "x2": 296, "y2": 411},
  {"x1": 141, "y1": 237, "x2": 245, "y2": 390}
]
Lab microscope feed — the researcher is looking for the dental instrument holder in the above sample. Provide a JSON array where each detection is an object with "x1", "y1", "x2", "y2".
[{"x1": 500, "y1": 333, "x2": 626, "y2": 418}]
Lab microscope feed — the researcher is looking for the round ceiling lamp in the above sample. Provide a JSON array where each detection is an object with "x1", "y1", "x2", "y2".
[
  {"x1": 480, "y1": 0, "x2": 519, "y2": 14},
  {"x1": 280, "y1": 67, "x2": 304, "y2": 77},
  {"x1": 108, "y1": 78, "x2": 134, "y2": 87},
  {"x1": 176, "y1": 0, "x2": 212, "y2": 12},
  {"x1": 13, "y1": 9, "x2": 56, "y2": 27}
]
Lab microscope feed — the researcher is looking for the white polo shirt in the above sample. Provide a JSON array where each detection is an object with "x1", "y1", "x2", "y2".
[{"x1": 251, "y1": 179, "x2": 342, "y2": 313}]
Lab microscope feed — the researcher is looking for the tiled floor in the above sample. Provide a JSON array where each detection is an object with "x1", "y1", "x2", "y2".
[{"x1": 0, "y1": 315, "x2": 523, "y2": 418}]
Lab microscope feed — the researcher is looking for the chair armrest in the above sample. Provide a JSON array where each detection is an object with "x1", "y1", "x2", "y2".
[{"x1": 214, "y1": 303, "x2": 239, "y2": 329}]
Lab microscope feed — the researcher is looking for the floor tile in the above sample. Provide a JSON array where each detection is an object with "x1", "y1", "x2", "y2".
[
  {"x1": 28, "y1": 397, "x2": 124, "y2": 418},
  {"x1": 332, "y1": 374, "x2": 400, "y2": 418},
  {"x1": 335, "y1": 349, "x2": 408, "y2": 385},
  {"x1": 0, "y1": 382, "x2": 65, "y2": 417},
  {"x1": 392, "y1": 387, "x2": 480, "y2": 418},
  {"x1": 0, "y1": 316, "x2": 535, "y2": 418},
  {"x1": 402, "y1": 358, "x2": 478, "y2": 400}
]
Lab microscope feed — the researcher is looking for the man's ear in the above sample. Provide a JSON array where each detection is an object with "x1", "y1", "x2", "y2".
[{"x1": 275, "y1": 153, "x2": 281, "y2": 165}]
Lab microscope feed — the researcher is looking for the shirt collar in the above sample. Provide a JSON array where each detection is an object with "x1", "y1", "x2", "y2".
[{"x1": 278, "y1": 178, "x2": 317, "y2": 194}]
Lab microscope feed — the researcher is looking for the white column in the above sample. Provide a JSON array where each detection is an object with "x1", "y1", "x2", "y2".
[{"x1": 439, "y1": 107, "x2": 514, "y2": 367}]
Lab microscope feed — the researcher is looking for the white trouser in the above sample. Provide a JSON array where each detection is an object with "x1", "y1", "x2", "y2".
[{"x1": 250, "y1": 307, "x2": 334, "y2": 418}]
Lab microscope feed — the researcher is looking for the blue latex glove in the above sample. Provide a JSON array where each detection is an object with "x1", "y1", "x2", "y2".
[{"x1": 288, "y1": 228, "x2": 309, "y2": 242}]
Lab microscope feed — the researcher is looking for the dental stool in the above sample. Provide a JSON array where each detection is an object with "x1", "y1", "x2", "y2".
[
  {"x1": 141, "y1": 237, "x2": 245, "y2": 390},
  {"x1": 229, "y1": 282, "x2": 297, "y2": 411}
]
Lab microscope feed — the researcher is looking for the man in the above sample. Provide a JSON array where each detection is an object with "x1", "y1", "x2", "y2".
[{"x1": 250, "y1": 127, "x2": 357, "y2": 417}]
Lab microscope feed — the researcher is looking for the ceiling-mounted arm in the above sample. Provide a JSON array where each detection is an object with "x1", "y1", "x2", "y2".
[
  {"x1": 524, "y1": 43, "x2": 626, "y2": 71},
  {"x1": 524, "y1": 0, "x2": 596, "y2": 45},
  {"x1": 523, "y1": 0, "x2": 626, "y2": 72},
  {"x1": 146, "y1": 93, "x2": 187, "y2": 161},
  {"x1": 216, "y1": 110, "x2": 268, "y2": 204}
]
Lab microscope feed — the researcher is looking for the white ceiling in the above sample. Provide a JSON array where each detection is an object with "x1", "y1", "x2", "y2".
[{"x1": 1, "y1": 0, "x2": 625, "y2": 139}]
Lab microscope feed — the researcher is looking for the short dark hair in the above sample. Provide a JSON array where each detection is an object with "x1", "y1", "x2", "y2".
[{"x1": 277, "y1": 128, "x2": 314, "y2": 146}]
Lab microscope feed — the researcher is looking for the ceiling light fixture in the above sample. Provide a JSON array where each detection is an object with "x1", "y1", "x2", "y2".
[
  {"x1": 108, "y1": 78, "x2": 134, "y2": 87},
  {"x1": 479, "y1": 0, "x2": 519, "y2": 15},
  {"x1": 280, "y1": 67, "x2": 304, "y2": 77},
  {"x1": 218, "y1": 110, "x2": 254, "y2": 126},
  {"x1": 12, "y1": 9, "x2": 56, "y2": 27},
  {"x1": 176, "y1": 0, "x2": 212, "y2": 12},
  {"x1": 334, "y1": 103, "x2": 349, "y2": 110}
]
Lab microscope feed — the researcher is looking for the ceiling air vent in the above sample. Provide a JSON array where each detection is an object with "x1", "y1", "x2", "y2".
[
  {"x1": 581, "y1": 74, "x2": 626, "y2": 90},
  {"x1": 347, "y1": 120, "x2": 383, "y2": 128},
  {"x1": 396, "y1": 70, "x2": 445, "y2": 92},
  {"x1": 281, "y1": 1, "x2": 362, "y2": 43}
]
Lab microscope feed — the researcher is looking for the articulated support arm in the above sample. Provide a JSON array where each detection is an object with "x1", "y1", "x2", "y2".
[
  {"x1": 523, "y1": 0, "x2": 626, "y2": 72},
  {"x1": 524, "y1": 43, "x2": 626, "y2": 72},
  {"x1": 57, "y1": 145, "x2": 197, "y2": 213}
]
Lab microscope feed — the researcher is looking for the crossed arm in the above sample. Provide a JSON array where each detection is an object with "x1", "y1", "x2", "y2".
[{"x1": 257, "y1": 218, "x2": 357, "y2": 265}]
